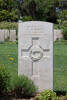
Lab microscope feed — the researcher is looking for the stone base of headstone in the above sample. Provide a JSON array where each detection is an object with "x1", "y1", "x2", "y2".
[
  {"x1": 4, "y1": 29, "x2": 9, "y2": 40},
  {"x1": 54, "y1": 29, "x2": 63, "y2": 41},
  {"x1": 0, "y1": 30, "x2": 5, "y2": 42},
  {"x1": 10, "y1": 30, "x2": 16, "y2": 42}
]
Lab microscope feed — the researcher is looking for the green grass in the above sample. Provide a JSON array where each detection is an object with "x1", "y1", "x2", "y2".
[
  {"x1": 0, "y1": 41, "x2": 67, "y2": 92},
  {"x1": 54, "y1": 40, "x2": 67, "y2": 91},
  {"x1": 0, "y1": 42, "x2": 18, "y2": 88}
]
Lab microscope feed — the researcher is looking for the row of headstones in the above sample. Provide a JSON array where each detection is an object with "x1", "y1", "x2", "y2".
[
  {"x1": 0, "y1": 29, "x2": 63, "y2": 42},
  {"x1": 0, "y1": 29, "x2": 16, "y2": 42}
]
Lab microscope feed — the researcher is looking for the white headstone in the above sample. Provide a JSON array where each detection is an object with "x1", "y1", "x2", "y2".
[
  {"x1": 10, "y1": 30, "x2": 16, "y2": 42},
  {"x1": 0, "y1": 30, "x2": 5, "y2": 42},
  {"x1": 4, "y1": 29, "x2": 9, "y2": 40},
  {"x1": 54, "y1": 29, "x2": 63, "y2": 41},
  {"x1": 18, "y1": 21, "x2": 53, "y2": 91}
]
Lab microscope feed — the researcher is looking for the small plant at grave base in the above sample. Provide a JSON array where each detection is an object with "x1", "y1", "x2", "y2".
[
  {"x1": 12, "y1": 75, "x2": 37, "y2": 98},
  {"x1": 9, "y1": 57, "x2": 14, "y2": 61},
  {"x1": 0, "y1": 66, "x2": 10, "y2": 94},
  {"x1": 35, "y1": 90, "x2": 59, "y2": 100},
  {"x1": 65, "y1": 93, "x2": 67, "y2": 99}
]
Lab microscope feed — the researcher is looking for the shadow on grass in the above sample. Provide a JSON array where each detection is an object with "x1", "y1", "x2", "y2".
[{"x1": 55, "y1": 91, "x2": 66, "y2": 96}]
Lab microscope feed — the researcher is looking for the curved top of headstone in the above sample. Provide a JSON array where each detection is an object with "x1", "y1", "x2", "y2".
[
  {"x1": 19, "y1": 21, "x2": 53, "y2": 26},
  {"x1": 19, "y1": 21, "x2": 53, "y2": 35}
]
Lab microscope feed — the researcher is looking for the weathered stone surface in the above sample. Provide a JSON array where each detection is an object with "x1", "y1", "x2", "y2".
[
  {"x1": 18, "y1": 21, "x2": 53, "y2": 92},
  {"x1": 54, "y1": 29, "x2": 63, "y2": 41},
  {"x1": 4, "y1": 29, "x2": 9, "y2": 40},
  {"x1": 0, "y1": 30, "x2": 5, "y2": 42},
  {"x1": 10, "y1": 30, "x2": 16, "y2": 42}
]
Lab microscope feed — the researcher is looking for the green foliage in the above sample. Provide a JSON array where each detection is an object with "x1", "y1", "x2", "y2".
[
  {"x1": 57, "y1": 10, "x2": 67, "y2": 24},
  {"x1": 0, "y1": 10, "x2": 8, "y2": 21},
  {"x1": 9, "y1": 10, "x2": 19, "y2": 22},
  {"x1": 0, "y1": 10, "x2": 19, "y2": 22},
  {"x1": 0, "y1": 0, "x2": 19, "y2": 22},
  {"x1": 35, "y1": 90, "x2": 59, "y2": 100},
  {"x1": 63, "y1": 27, "x2": 67, "y2": 40},
  {"x1": 21, "y1": 0, "x2": 57, "y2": 23},
  {"x1": 65, "y1": 93, "x2": 67, "y2": 98},
  {"x1": 54, "y1": 23, "x2": 67, "y2": 30},
  {"x1": 22, "y1": 16, "x2": 33, "y2": 21},
  {"x1": 10, "y1": 75, "x2": 37, "y2": 98},
  {"x1": 0, "y1": 0, "x2": 18, "y2": 10},
  {"x1": 0, "y1": 66, "x2": 10, "y2": 94},
  {"x1": 0, "y1": 22, "x2": 18, "y2": 31}
]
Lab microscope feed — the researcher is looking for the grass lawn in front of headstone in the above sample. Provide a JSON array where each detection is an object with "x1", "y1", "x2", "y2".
[
  {"x1": 54, "y1": 40, "x2": 67, "y2": 92},
  {"x1": 0, "y1": 42, "x2": 18, "y2": 87},
  {"x1": 0, "y1": 40, "x2": 67, "y2": 92}
]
